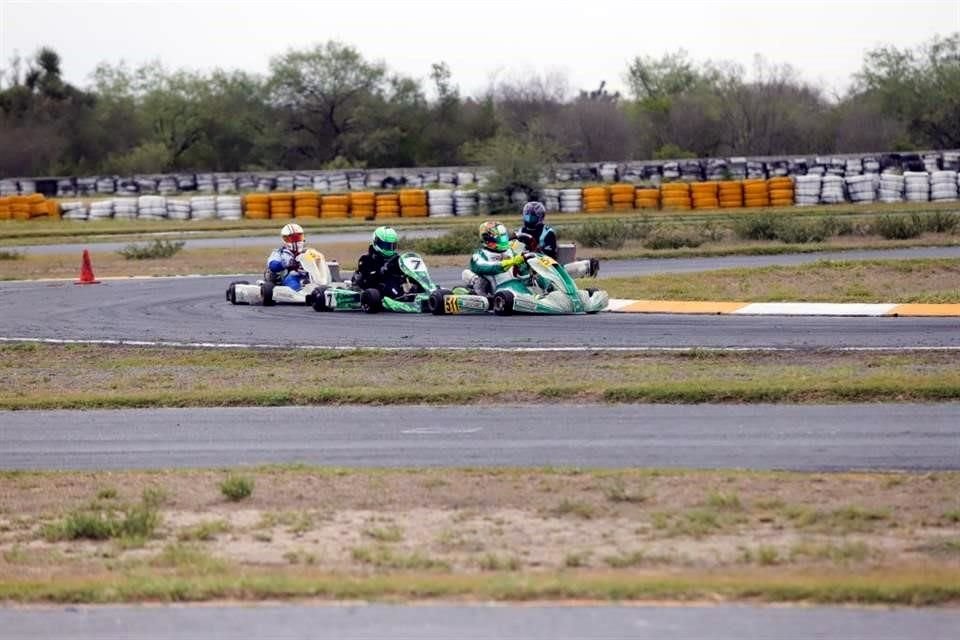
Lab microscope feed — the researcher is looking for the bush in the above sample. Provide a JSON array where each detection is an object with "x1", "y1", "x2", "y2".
[
  {"x1": 0, "y1": 249, "x2": 23, "y2": 261},
  {"x1": 570, "y1": 219, "x2": 651, "y2": 250},
  {"x1": 407, "y1": 226, "x2": 477, "y2": 255},
  {"x1": 220, "y1": 474, "x2": 254, "y2": 501},
  {"x1": 118, "y1": 239, "x2": 185, "y2": 260},
  {"x1": 923, "y1": 211, "x2": 959, "y2": 233},
  {"x1": 774, "y1": 219, "x2": 829, "y2": 244},
  {"x1": 642, "y1": 226, "x2": 704, "y2": 250},
  {"x1": 733, "y1": 214, "x2": 781, "y2": 241},
  {"x1": 873, "y1": 214, "x2": 925, "y2": 239},
  {"x1": 43, "y1": 488, "x2": 162, "y2": 541}
]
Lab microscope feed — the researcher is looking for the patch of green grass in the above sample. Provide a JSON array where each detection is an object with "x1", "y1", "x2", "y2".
[
  {"x1": 790, "y1": 541, "x2": 873, "y2": 563},
  {"x1": 351, "y1": 546, "x2": 449, "y2": 571},
  {"x1": 477, "y1": 553, "x2": 521, "y2": 571},
  {"x1": 96, "y1": 487, "x2": 118, "y2": 500},
  {"x1": 549, "y1": 498, "x2": 596, "y2": 520},
  {"x1": 564, "y1": 551, "x2": 592, "y2": 568},
  {"x1": 362, "y1": 525, "x2": 405, "y2": 543},
  {"x1": 177, "y1": 520, "x2": 231, "y2": 542},
  {"x1": 942, "y1": 509, "x2": 960, "y2": 524},
  {"x1": 117, "y1": 239, "x2": 186, "y2": 260},
  {"x1": 43, "y1": 489, "x2": 162, "y2": 542},
  {"x1": 602, "y1": 479, "x2": 648, "y2": 504},
  {"x1": 603, "y1": 550, "x2": 649, "y2": 568},
  {"x1": 149, "y1": 543, "x2": 228, "y2": 574},
  {"x1": 283, "y1": 549, "x2": 317, "y2": 565},
  {"x1": 706, "y1": 491, "x2": 743, "y2": 511},
  {"x1": 220, "y1": 475, "x2": 254, "y2": 501}
]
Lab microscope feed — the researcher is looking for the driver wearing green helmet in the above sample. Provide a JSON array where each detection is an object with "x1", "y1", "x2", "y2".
[{"x1": 352, "y1": 226, "x2": 410, "y2": 298}]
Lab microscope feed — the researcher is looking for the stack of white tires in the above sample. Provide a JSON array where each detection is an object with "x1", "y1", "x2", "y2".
[
  {"x1": 328, "y1": 173, "x2": 349, "y2": 191},
  {"x1": 453, "y1": 190, "x2": 478, "y2": 215},
  {"x1": 196, "y1": 174, "x2": 215, "y2": 193},
  {"x1": 167, "y1": 198, "x2": 191, "y2": 220},
  {"x1": 541, "y1": 187, "x2": 561, "y2": 212},
  {"x1": 878, "y1": 173, "x2": 905, "y2": 203},
  {"x1": 137, "y1": 195, "x2": 168, "y2": 220},
  {"x1": 89, "y1": 199, "x2": 114, "y2": 220},
  {"x1": 456, "y1": 171, "x2": 475, "y2": 186},
  {"x1": 560, "y1": 188, "x2": 582, "y2": 213},
  {"x1": 846, "y1": 174, "x2": 877, "y2": 203},
  {"x1": 904, "y1": 172, "x2": 930, "y2": 202},
  {"x1": 428, "y1": 189, "x2": 453, "y2": 217},
  {"x1": 930, "y1": 171, "x2": 958, "y2": 202},
  {"x1": 96, "y1": 177, "x2": 115, "y2": 194},
  {"x1": 820, "y1": 175, "x2": 845, "y2": 204},
  {"x1": 794, "y1": 175, "x2": 822, "y2": 206},
  {"x1": 190, "y1": 195, "x2": 217, "y2": 220},
  {"x1": 217, "y1": 195, "x2": 243, "y2": 220},
  {"x1": 114, "y1": 197, "x2": 138, "y2": 220},
  {"x1": 60, "y1": 201, "x2": 88, "y2": 221}
]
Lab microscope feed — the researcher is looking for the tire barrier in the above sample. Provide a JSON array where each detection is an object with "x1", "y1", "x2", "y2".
[
  {"x1": 930, "y1": 171, "x2": 958, "y2": 202},
  {"x1": 453, "y1": 189, "x2": 478, "y2": 216},
  {"x1": 582, "y1": 186, "x2": 610, "y2": 213},
  {"x1": 399, "y1": 189, "x2": 428, "y2": 217},
  {"x1": 541, "y1": 187, "x2": 560, "y2": 213},
  {"x1": 375, "y1": 192, "x2": 400, "y2": 219},
  {"x1": 660, "y1": 182, "x2": 691, "y2": 211},
  {"x1": 878, "y1": 173, "x2": 905, "y2": 204},
  {"x1": 634, "y1": 188, "x2": 660, "y2": 209},
  {"x1": 904, "y1": 172, "x2": 931, "y2": 203},
  {"x1": 718, "y1": 180, "x2": 744, "y2": 208},
  {"x1": 322, "y1": 194, "x2": 350, "y2": 219},
  {"x1": 690, "y1": 181, "x2": 719, "y2": 210},
  {"x1": 293, "y1": 191, "x2": 320, "y2": 218},
  {"x1": 559, "y1": 188, "x2": 582, "y2": 213},
  {"x1": 427, "y1": 189, "x2": 454, "y2": 217},
  {"x1": 794, "y1": 175, "x2": 822, "y2": 206},
  {"x1": 743, "y1": 179, "x2": 769, "y2": 208},
  {"x1": 609, "y1": 183, "x2": 635, "y2": 211},
  {"x1": 350, "y1": 191, "x2": 376, "y2": 220},
  {"x1": 846, "y1": 174, "x2": 877, "y2": 204},
  {"x1": 767, "y1": 177, "x2": 795, "y2": 207}
]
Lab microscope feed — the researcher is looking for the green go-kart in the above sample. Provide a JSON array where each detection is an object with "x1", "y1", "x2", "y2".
[
  {"x1": 489, "y1": 250, "x2": 609, "y2": 315},
  {"x1": 312, "y1": 251, "x2": 490, "y2": 315}
]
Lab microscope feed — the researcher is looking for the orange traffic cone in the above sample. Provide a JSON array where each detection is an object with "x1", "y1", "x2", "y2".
[{"x1": 75, "y1": 249, "x2": 100, "y2": 285}]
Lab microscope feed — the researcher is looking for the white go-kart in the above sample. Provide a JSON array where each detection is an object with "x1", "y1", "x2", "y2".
[{"x1": 226, "y1": 248, "x2": 339, "y2": 306}]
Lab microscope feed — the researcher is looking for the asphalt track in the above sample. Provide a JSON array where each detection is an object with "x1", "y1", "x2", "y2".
[
  {"x1": 1, "y1": 273, "x2": 959, "y2": 349},
  {"x1": 3, "y1": 404, "x2": 958, "y2": 471},
  {"x1": 3, "y1": 603, "x2": 958, "y2": 640}
]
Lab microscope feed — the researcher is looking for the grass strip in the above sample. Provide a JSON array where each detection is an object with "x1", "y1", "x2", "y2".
[
  {"x1": 595, "y1": 257, "x2": 960, "y2": 303},
  {"x1": 1, "y1": 567, "x2": 958, "y2": 605},
  {"x1": 3, "y1": 344, "x2": 960, "y2": 409}
]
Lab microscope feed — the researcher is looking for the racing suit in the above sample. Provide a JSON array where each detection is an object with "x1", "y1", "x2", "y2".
[
  {"x1": 462, "y1": 245, "x2": 530, "y2": 296},
  {"x1": 266, "y1": 246, "x2": 307, "y2": 291},
  {"x1": 352, "y1": 247, "x2": 414, "y2": 299},
  {"x1": 515, "y1": 223, "x2": 599, "y2": 278}
]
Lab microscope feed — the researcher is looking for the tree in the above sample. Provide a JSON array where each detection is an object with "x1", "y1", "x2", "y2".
[{"x1": 858, "y1": 33, "x2": 960, "y2": 148}]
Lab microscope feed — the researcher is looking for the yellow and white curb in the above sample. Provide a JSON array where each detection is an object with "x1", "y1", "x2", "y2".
[{"x1": 607, "y1": 299, "x2": 960, "y2": 317}]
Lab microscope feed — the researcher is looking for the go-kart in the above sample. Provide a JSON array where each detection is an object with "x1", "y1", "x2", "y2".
[
  {"x1": 313, "y1": 251, "x2": 490, "y2": 315},
  {"x1": 481, "y1": 249, "x2": 609, "y2": 315},
  {"x1": 226, "y1": 248, "x2": 337, "y2": 306}
]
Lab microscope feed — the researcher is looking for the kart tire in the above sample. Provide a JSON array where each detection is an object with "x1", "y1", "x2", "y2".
[
  {"x1": 585, "y1": 288, "x2": 601, "y2": 314},
  {"x1": 261, "y1": 282, "x2": 276, "y2": 306},
  {"x1": 428, "y1": 288, "x2": 452, "y2": 315},
  {"x1": 493, "y1": 290, "x2": 515, "y2": 316},
  {"x1": 360, "y1": 288, "x2": 383, "y2": 314},
  {"x1": 225, "y1": 280, "x2": 250, "y2": 304},
  {"x1": 312, "y1": 286, "x2": 331, "y2": 312}
]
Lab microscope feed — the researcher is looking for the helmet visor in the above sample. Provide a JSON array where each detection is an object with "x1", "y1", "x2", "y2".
[
  {"x1": 374, "y1": 236, "x2": 397, "y2": 255},
  {"x1": 495, "y1": 233, "x2": 510, "y2": 251},
  {"x1": 523, "y1": 212, "x2": 540, "y2": 226},
  {"x1": 284, "y1": 232, "x2": 304, "y2": 243}
]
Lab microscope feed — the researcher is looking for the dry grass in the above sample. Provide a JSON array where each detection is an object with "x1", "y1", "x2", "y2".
[
  {"x1": 3, "y1": 344, "x2": 960, "y2": 409},
  {"x1": 0, "y1": 468, "x2": 958, "y2": 603}
]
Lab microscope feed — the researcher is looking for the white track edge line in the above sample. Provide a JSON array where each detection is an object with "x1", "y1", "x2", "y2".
[{"x1": 3, "y1": 337, "x2": 959, "y2": 353}]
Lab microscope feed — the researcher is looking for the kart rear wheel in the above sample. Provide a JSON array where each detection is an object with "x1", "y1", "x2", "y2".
[
  {"x1": 312, "y1": 286, "x2": 331, "y2": 312},
  {"x1": 260, "y1": 282, "x2": 276, "y2": 306},
  {"x1": 225, "y1": 280, "x2": 250, "y2": 304},
  {"x1": 493, "y1": 290, "x2": 515, "y2": 316},
  {"x1": 360, "y1": 288, "x2": 383, "y2": 314},
  {"x1": 427, "y1": 288, "x2": 452, "y2": 315}
]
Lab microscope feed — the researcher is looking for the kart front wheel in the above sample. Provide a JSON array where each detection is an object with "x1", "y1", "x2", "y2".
[
  {"x1": 427, "y1": 289, "x2": 452, "y2": 315},
  {"x1": 260, "y1": 282, "x2": 276, "y2": 306},
  {"x1": 493, "y1": 290, "x2": 515, "y2": 316},
  {"x1": 225, "y1": 280, "x2": 250, "y2": 304},
  {"x1": 360, "y1": 288, "x2": 383, "y2": 314}
]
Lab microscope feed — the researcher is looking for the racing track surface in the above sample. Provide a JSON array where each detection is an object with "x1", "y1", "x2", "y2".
[
  {"x1": 1, "y1": 275, "x2": 959, "y2": 349},
  {"x1": 3, "y1": 404, "x2": 958, "y2": 471}
]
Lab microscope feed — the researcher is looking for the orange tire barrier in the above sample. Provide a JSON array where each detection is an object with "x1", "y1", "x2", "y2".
[
  {"x1": 742, "y1": 179, "x2": 769, "y2": 207},
  {"x1": 718, "y1": 180, "x2": 744, "y2": 208},
  {"x1": 350, "y1": 191, "x2": 376, "y2": 220},
  {"x1": 293, "y1": 191, "x2": 320, "y2": 218},
  {"x1": 399, "y1": 189, "x2": 428, "y2": 217},
  {"x1": 634, "y1": 188, "x2": 660, "y2": 209},
  {"x1": 322, "y1": 194, "x2": 350, "y2": 219},
  {"x1": 244, "y1": 193, "x2": 270, "y2": 219},
  {"x1": 767, "y1": 177, "x2": 795, "y2": 207},
  {"x1": 660, "y1": 182, "x2": 691, "y2": 210},
  {"x1": 269, "y1": 192, "x2": 294, "y2": 219},
  {"x1": 375, "y1": 193, "x2": 400, "y2": 219},
  {"x1": 582, "y1": 185, "x2": 610, "y2": 213},
  {"x1": 0, "y1": 197, "x2": 10, "y2": 220},
  {"x1": 691, "y1": 181, "x2": 719, "y2": 210}
]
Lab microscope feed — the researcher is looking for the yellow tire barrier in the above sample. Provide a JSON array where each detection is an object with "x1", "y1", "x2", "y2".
[
  {"x1": 768, "y1": 189, "x2": 795, "y2": 201},
  {"x1": 399, "y1": 189, "x2": 427, "y2": 207},
  {"x1": 401, "y1": 204, "x2": 428, "y2": 217},
  {"x1": 375, "y1": 193, "x2": 400, "y2": 218},
  {"x1": 609, "y1": 184, "x2": 635, "y2": 196},
  {"x1": 635, "y1": 198, "x2": 659, "y2": 209}
]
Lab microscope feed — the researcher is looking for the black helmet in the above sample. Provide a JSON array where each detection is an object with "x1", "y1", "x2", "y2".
[{"x1": 522, "y1": 201, "x2": 546, "y2": 227}]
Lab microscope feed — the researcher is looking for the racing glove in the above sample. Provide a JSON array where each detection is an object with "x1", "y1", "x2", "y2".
[{"x1": 500, "y1": 254, "x2": 525, "y2": 270}]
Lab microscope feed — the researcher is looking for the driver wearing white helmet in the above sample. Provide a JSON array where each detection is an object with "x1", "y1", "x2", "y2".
[{"x1": 266, "y1": 223, "x2": 309, "y2": 291}]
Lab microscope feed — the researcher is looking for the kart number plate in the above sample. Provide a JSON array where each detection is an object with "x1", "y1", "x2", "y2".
[{"x1": 443, "y1": 296, "x2": 461, "y2": 314}]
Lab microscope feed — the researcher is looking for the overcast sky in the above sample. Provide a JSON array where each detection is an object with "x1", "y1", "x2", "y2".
[{"x1": 1, "y1": 0, "x2": 958, "y2": 98}]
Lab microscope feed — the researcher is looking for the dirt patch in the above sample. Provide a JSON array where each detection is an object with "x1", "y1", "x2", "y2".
[{"x1": 2, "y1": 469, "x2": 958, "y2": 580}]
